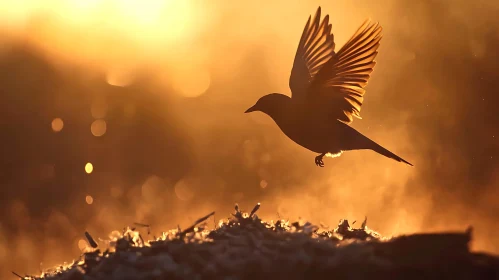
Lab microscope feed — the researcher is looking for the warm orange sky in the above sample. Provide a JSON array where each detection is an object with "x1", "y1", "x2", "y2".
[{"x1": 1, "y1": 0, "x2": 499, "y2": 278}]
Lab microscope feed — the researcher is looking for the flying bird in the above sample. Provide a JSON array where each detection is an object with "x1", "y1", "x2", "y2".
[{"x1": 245, "y1": 7, "x2": 412, "y2": 167}]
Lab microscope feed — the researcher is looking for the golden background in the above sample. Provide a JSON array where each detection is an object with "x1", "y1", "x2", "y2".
[{"x1": 0, "y1": 0, "x2": 498, "y2": 277}]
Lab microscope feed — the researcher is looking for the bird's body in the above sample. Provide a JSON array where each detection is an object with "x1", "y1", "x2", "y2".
[
  {"x1": 245, "y1": 7, "x2": 412, "y2": 167},
  {"x1": 260, "y1": 95, "x2": 342, "y2": 154}
]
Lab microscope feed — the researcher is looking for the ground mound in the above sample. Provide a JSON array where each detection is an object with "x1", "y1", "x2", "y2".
[{"x1": 15, "y1": 203, "x2": 499, "y2": 280}]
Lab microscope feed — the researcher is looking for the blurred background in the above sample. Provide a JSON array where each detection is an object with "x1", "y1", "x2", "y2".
[{"x1": 1, "y1": 0, "x2": 499, "y2": 277}]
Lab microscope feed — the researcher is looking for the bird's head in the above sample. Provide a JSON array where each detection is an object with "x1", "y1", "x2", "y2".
[{"x1": 244, "y1": 93, "x2": 290, "y2": 115}]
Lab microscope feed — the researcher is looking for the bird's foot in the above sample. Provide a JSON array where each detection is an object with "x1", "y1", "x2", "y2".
[{"x1": 315, "y1": 153, "x2": 325, "y2": 167}]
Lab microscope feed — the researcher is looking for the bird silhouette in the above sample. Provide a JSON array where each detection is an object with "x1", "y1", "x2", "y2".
[{"x1": 245, "y1": 7, "x2": 412, "y2": 167}]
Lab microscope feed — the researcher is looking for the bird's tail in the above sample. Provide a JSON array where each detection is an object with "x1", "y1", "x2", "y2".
[
  {"x1": 366, "y1": 138, "x2": 413, "y2": 166},
  {"x1": 340, "y1": 122, "x2": 413, "y2": 166}
]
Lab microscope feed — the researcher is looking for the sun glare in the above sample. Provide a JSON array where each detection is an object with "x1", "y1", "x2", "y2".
[
  {"x1": 0, "y1": 0, "x2": 202, "y2": 82},
  {"x1": 91, "y1": 120, "x2": 107, "y2": 137},
  {"x1": 85, "y1": 162, "x2": 94, "y2": 174},
  {"x1": 90, "y1": 120, "x2": 107, "y2": 137},
  {"x1": 0, "y1": 0, "x2": 199, "y2": 46},
  {"x1": 51, "y1": 118, "x2": 64, "y2": 132},
  {"x1": 85, "y1": 195, "x2": 94, "y2": 205}
]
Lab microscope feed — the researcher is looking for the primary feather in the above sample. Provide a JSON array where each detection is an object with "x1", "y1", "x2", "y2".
[
  {"x1": 289, "y1": 7, "x2": 336, "y2": 100},
  {"x1": 289, "y1": 7, "x2": 383, "y2": 124}
]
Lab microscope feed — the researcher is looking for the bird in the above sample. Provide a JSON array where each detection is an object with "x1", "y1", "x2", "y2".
[{"x1": 245, "y1": 6, "x2": 412, "y2": 167}]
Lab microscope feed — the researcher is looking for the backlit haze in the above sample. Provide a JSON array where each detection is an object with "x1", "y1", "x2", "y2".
[{"x1": 1, "y1": 0, "x2": 499, "y2": 278}]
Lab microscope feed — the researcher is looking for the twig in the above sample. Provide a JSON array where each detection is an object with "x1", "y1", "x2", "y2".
[
  {"x1": 179, "y1": 211, "x2": 215, "y2": 238},
  {"x1": 11, "y1": 271, "x2": 23, "y2": 279},
  {"x1": 250, "y1": 203, "x2": 261, "y2": 217},
  {"x1": 85, "y1": 231, "x2": 98, "y2": 248}
]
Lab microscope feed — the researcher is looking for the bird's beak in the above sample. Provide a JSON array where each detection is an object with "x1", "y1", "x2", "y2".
[{"x1": 244, "y1": 105, "x2": 257, "y2": 113}]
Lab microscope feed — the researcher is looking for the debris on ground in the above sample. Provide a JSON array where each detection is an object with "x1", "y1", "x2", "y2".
[{"x1": 14, "y1": 203, "x2": 499, "y2": 280}]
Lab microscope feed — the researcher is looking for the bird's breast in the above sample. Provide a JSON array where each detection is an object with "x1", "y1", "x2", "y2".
[{"x1": 274, "y1": 113, "x2": 341, "y2": 154}]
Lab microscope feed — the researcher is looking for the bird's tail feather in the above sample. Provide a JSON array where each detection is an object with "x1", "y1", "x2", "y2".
[
  {"x1": 365, "y1": 138, "x2": 413, "y2": 166},
  {"x1": 339, "y1": 122, "x2": 413, "y2": 166}
]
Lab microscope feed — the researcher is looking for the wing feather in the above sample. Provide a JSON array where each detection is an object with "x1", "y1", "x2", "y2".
[
  {"x1": 289, "y1": 7, "x2": 336, "y2": 100},
  {"x1": 309, "y1": 19, "x2": 383, "y2": 124}
]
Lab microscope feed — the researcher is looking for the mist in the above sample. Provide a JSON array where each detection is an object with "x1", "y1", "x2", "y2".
[{"x1": 1, "y1": 0, "x2": 498, "y2": 278}]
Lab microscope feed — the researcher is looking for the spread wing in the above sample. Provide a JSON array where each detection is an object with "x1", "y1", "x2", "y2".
[
  {"x1": 309, "y1": 19, "x2": 383, "y2": 124},
  {"x1": 289, "y1": 7, "x2": 336, "y2": 101}
]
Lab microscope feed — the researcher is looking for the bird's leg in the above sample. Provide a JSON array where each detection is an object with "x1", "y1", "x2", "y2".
[{"x1": 315, "y1": 153, "x2": 326, "y2": 167}]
